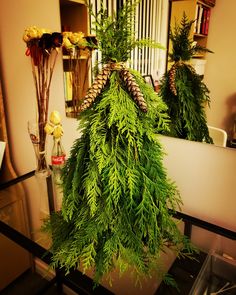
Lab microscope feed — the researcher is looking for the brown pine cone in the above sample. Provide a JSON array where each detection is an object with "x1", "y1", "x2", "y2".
[
  {"x1": 169, "y1": 61, "x2": 184, "y2": 96},
  {"x1": 120, "y1": 69, "x2": 148, "y2": 113},
  {"x1": 79, "y1": 64, "x2": 111, "y2": 111}
]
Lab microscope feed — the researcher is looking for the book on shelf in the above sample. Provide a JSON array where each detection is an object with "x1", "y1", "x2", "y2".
[
  {"x1": 201, "y1": 7, "x2": 211, "y2": 35},
  {"x1": 202, "y1": 0, "x2": 216, "y2": 7},
  {"x1": 194, "y1": 4, "x2": 211, "y2": 36},
  {"x1": 197, "y1": 5, "x2": 204, "y2": 34},
  {"x1": 201, "y1": 7, "x2": 207, "y2": 34},
  {"x1": 194, "y1": 4, "x2": 200, "y2": 33},
  {"x1": 64, "y1": 71, "x2": 73, "y2": 102},
  {"x1": 204, "y1": 8, "x2": 211, "y2": 35}
]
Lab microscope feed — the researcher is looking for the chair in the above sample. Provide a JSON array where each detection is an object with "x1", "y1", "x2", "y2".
[{"x1": 208, "y1": 125, "x2": 227, "y2": 147}]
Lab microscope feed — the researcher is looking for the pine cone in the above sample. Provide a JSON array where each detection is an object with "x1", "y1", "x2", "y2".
[
  {"x1": 120, "y1": 69, "x2": 148, "y2": 113},
  {"x1": 79, "y1": 64, "x2": 111, "y2": 111},
  {"x1": 169, "y1": 63, "x2": 177, "y2": 96}
]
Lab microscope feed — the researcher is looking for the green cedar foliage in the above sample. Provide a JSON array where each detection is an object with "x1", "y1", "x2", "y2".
[
  {"x1": 169, "y1": 12, "x2": 213, "y2": 62},
  {"x1": 159, "y1": 63, "x2": 213, "y2": 142},
  {"x1": 43, "y1": 1, "x2": 196, "y2": 287},
  {"x1": 87, "y1": 0, "x2": 164, "y2": 64},
  {"x1": 43, "y1": 70, "x2": 195, "y2": 285},
  {"x1": 159, "y1": 13, "x2": 213, "y2": 143}
]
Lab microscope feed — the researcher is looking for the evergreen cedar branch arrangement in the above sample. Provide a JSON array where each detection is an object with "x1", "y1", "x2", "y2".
[
  {"x1": 43, "y1": 1, "x2": 195, "y2": 287},
  {"x1": 159, "y1": 13, "x2": 213, "y2": 143}
]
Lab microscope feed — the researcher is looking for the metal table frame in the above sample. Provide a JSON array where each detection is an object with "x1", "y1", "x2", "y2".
[{"x1": 0, "y1": 171, "x2": 235, "y2": 294}]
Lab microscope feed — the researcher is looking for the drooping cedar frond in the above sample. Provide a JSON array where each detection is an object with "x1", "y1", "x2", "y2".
[
  {"x1": 169, "y1": 12, "x2": 213, "y2": 62},
  {"x1": 159, "y1": 13, "x2": 213, "y2": 143},
  {"x1": 43, "y1": 2, "x2": 196, "y2": 289}
]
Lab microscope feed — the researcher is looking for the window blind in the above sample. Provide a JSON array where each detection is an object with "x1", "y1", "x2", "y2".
[{"x1": 88, "y1": 0, "x2": 167, "y2": 80}]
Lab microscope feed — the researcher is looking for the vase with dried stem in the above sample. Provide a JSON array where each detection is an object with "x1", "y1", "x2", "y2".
[
  {"x1": 23, "y1": 26, "x2": 62, "y2": 176},
  {"x1": 62, "y1": 31, "x2": 97, "y2": 116}
]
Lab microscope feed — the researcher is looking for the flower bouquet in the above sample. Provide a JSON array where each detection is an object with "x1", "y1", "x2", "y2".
[
  {"x1": 62, "y1": 31, "x2": 97, "y2": 115},
  {"x1": 23, "y1": 26, "x2": 62, "y2": 175}
]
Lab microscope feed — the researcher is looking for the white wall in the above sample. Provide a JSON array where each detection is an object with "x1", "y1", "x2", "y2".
[
  {"x1": 0, "y1": 0, "x2": 78, "y2": 233},
  {"x1": 160, "y1": 136, "x2": 236, "y2": 232},
  {"x1": 160, "y1": 135, "x2": 236, "y2": 259},
  {"x1": 0, "y1": 0, "x2": 235, "y2": 263},
  {"x1": 0, "y1": 0, "x2": 78, "y2": 177},
  {"x1": 204, "y1": 0, "x2": 236, "y2": 140}
]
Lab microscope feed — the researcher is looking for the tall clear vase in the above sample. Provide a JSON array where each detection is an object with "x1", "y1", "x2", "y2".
[{"x1": 28, "y1": 120, "x2": 51, "y2": 177}]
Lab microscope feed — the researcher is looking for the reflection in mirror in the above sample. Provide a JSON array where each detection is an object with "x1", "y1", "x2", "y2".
[
  {"x1": 207, "y1": 126, "x2": 227, "y2": 147},
  {"x1": 231, "y1": 119, "x2": 236, "y2": 147},
  {"x1": 59, "y1": 0, "x2": 235, "y2": 150},
  {"x1": 59, "y1": 0, "x2": 167, "y2": 118},
  {"x1": 159, "y1": 11, "x2": 213, "y2": 144},
  {"x1": 164, "y1": 0, "x2": 236, "y2": 149},
  {"x1": 59, "y1": 0, "x2": 92, "y2": 117}
]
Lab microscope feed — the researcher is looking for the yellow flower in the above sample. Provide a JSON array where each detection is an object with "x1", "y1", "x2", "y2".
[
  {"x1": 50, "y1": 110, "x2": 61, "y2": 125},
  {"x1": 62, "y1": 31, "x2": 73, "y2": 38},
  {"x1": 69, "y1": 32, "x2": 85, "y2": 45},
  {"x1": 63, "y1": 37, "x2": 73, "y2": 50},
  {"x1": 191, "y1": 41, "x2": 197, "y2": 48},
  {"x1": 23, "y1": 26, "x2": 39, "y2": 42},
  {"x1": 44, "y1": 122, "x2": 54, "y2": 135},
  {"x1": 23, "y1": 26, "x2": 51, "y2": 42},
  {"x1": 39, "y1": 28, "x2": 51, "y2": 36},
  {"x1": 53, "y1": 125, "x2": 64, "y2": 138}
]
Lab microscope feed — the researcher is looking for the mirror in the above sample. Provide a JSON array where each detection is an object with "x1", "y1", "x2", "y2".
[
  {"x1": 59, "y1": 0, "x2": 236, "y2": 150},
  {"x1": 59, "y1": 0, "x2": 166, "y2": 119},
  {"x1": 161, "y1": 1, "x2": 215, "y2": 145},
  {"x1": 166, "y1": 0, "x2": 236, "y2": 149},
  {"x1": 59, "y1": 0, "x2": 92, "y2": 118}
]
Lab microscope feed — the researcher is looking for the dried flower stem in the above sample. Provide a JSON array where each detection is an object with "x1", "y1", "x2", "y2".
[
  {"x1": 68, "y1": 49, "x2": 92, "y2": 114},
  {"x1": 30, "y1": 48, "x2": 58, "y2": 171}
]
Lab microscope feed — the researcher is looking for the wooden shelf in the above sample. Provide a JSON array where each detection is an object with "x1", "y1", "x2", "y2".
[
  {"x1": 194, "y1": 33, "x2": 207, "y2": 37},
  {"x1": 193, "y1": 54, "x2": 205, "y2": 58},
  {"x1": 169, "y1": 0, "x2": 215, "y2": 61},
  {"x1": 60, "y1": 0, "x2": 85, "y2": 5},
  {"x1": 197, "y1": 0, "x2": 214, "y2": 8},
  {"x1": 60, "y1": 0, "x2": 89, "y2": 117},
  {"x1": 63, "y1": 55, "x2": 88, "y2": 60}
]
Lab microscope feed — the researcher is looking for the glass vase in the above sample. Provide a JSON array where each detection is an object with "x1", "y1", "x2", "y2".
[{"x1": 28, "y1": 120, "x2": 51, "y2": 177}]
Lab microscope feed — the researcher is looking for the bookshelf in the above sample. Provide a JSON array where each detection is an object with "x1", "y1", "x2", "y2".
[
  {"x1": 59, "y1": 0, "x2": 89, "y2": 117},
  {"x1": 169, "y1": 0, "x2": 215, "y2": 59}
]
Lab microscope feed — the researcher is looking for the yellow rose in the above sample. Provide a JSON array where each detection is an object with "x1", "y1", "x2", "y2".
[
  {"x1": 23, "y1": 26, "x2": 52, "y2": 42},
  {"x1": 23, "y1": 31, "x2": 30, "y2": 42},
  {"x1": 63, "y1": 37, "x2": 73, "y2": 50},
  {"x1": 39, "y1": 28, "x2": 51, "y2": 37},
  {"x1": 62, "y1": 31, "x2": 73, "y2": 38},
  {"x1": 69, "y1": 32, "x2": 85, "y2": 45},
  {"x1": 50, "y1": 110, "x2": 61, "y2": 125},
  {"x1": 44, "y1": 122, "x2": 54, "y2": 135},
  {"x1": 53, "y1": 125, "x2": 64, "y2": 138},
  {"x1": 23, "y1": 26, "x2": 39, "y2": 42}
]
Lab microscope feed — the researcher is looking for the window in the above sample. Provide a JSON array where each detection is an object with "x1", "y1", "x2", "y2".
[{"x1": 89, "y1": 0, "x2": 168, "y2": 81}]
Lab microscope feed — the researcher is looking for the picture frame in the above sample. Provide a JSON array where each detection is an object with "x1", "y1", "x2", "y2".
[{"x1": 143, "y1": 75, "x2": 155, "y2": 88}]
